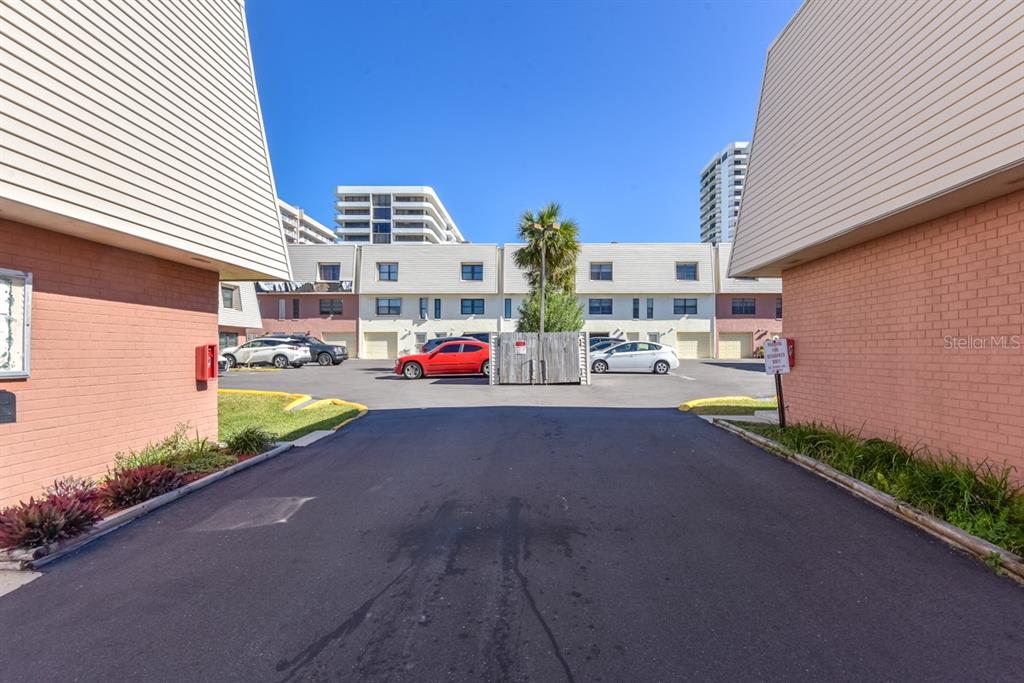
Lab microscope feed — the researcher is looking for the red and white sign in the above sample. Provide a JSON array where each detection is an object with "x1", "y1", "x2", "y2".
[
  {"x1": 764, "y1": 338, "x2": 794, "y2": 375},
  {"x1": 515, "y1": 340, "x2": 527, "y2": 355}
]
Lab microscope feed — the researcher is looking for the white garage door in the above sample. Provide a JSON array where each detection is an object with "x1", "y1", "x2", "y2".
[
  {"x1": 676, "y1": 332, "x2": 710, "y2": 359},
  {"x1": 362, "y1": 332, "x2": 397, "y2": 359},
  {"x1": 322, "y1": 332, "x2": 357, "y2": 355},
  {"x1": 718, "y1": 333, "x2": 753, "y2": 359}
]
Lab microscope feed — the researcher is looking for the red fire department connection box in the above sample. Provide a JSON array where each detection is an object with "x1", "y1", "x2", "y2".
[{"x1": 195, "y1": 344, "x2": 218, "y2": 381}]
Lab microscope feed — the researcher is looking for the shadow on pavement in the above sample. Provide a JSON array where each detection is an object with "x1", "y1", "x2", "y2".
[{"x1": 701, "y1": 361, "x2": 765, "y2": 372}]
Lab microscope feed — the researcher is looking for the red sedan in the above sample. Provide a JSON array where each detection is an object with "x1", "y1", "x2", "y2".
[{"x1": 394, "y1": 340, "x2": 490, "y2": 379}]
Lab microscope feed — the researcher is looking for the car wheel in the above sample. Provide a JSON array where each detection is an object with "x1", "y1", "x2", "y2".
[
  {"x1": 481, "y1": 360, "x2": 489, "y2": 376},
  {"x1": 272, "y1": 354, "x2": 289, "y2": 369},
  {"x1": 592, "y1": 359, "x2": 608, "y2": 374},
  {"x1": 317, "y1": 352, "x2": 333, "y2": 366},
  {"x1": 403, "y1": 362, "x2": 423, "y2": 379},
  {"x1": 654, "y1": 360, "x2": 670, "y2": 374},
  {"x1": 224, "y1": 354, "x2": 236, "y2": 368}
]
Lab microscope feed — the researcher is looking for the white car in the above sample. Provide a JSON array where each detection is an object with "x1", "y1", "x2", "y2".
[
  {"x1": 221, "y1": 339, "x2": 311, "y2": 369},
  {"x1": 590, "y1": 341, "x2": 679, "y2": 374}
]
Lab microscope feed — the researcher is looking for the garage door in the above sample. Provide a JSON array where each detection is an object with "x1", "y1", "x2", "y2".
[
  {"x1": 362, "y1": 332, "x2": 397, "y2": 359},
  {"x1": 676, "y1": 332, "x2": 710, "y2": 359},
  {"x1": 718, "y1": 333, "x2": 753, "y2": 359},
  {"x1": 322, "y1": 332, "x2": 357, "y2": 356}
]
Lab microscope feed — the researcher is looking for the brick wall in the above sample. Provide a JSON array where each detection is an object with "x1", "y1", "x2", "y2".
[
  {"x1": 782, "y1": 190, "x2": 1024, "y2": 478},
  {"x1": 257, "y1": 294, "x2": 359, "y2": 351},
  {"x1": 0, "y1": 220, "x2": 219, "y2": 507}
]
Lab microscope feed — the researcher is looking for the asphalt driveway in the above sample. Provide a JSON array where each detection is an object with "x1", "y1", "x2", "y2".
[
  {"x1": 220, "y1": 358, "x2": 775, "y2": 409},
  {"x1": 1, "y1": 408, "x2": 1020, "y2": 682}
]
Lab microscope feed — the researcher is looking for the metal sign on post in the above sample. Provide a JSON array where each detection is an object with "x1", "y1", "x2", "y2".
[{"x1": 763, "y1": 338, "x2": 794, "y2": 428}]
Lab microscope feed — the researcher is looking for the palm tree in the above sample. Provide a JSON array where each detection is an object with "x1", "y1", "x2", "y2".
[{"x1": 513, "y1": 203, "x2": 581, "y2": 293}]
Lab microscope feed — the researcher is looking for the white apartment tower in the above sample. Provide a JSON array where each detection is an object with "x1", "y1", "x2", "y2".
[
  {"x1": 279, "y1": 199, "x2": 336, "y2": 244},
  {"x1": 699, "y1": 142, "x2": 749, "y2": 244},
  {"x1": 335, "y1": 186, "x2": 466, "y2": 244}
]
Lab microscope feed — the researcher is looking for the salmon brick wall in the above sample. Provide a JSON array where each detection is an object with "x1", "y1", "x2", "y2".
[
  {"x1": 0, "y1": 220, "x2": 220, "y2": 507},
  {"x1": 781, "y1": 190, "x2": 1024, "y2": 479}
]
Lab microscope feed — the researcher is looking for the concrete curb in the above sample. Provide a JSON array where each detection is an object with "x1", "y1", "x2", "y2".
[
  {"x1": 712, "y1": 418, "x2": 1024, "y2": 584},
  {"x1": 0, "y1": 442, "x2": 294, "y2": 571}
]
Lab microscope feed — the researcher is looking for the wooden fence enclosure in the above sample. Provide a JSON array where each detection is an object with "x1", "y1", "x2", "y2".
[{"x1": 489, "y1": 332, "x2": 591, "y2": 385}]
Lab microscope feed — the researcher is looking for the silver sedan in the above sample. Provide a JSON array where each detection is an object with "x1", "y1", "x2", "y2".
[{"x1": 590, "y1": 341, "x2": 680, "y2": 374}]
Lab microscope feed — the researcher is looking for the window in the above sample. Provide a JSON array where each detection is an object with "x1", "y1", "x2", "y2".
[
  {"x1": 589, "y1": 298, "x2": 613, "y2": 315},
  {"x1": 220, "y1": 285, "x2": 240, "y2": 310},
  {"x1": 434, "y1": 299, "x2": 442, "y2": 319},
  {"x1": 419, "y1": 297, "x2": 428, "y2": 319},
  {"x1": 377, "y1": 262, "x2": 398, "y2": 281},
  {"x1": 372, "y1": 194, "x2": 392, "y2": 207},
  {"x1": 632, "y1": 298, "x2": 640, "y2": 320},
  {"x1": 461, "y1": 263, "x2": 483, "y2": 281},
  {"x1": 292, "y1": 298, "x2": 300, "y2": 319},
  {"x1": 373, "y1": 207, "x2": 391, "y2": 219},
  {"x1": 319, "y1": 299, "x2": 343, "y2": 315},
  {"x1": 376, "y1": 298, "x2": 401, "y2": 315},
  {"x1": 732, "y1": 298, "x2": 756, "y2": 315},
  {"x1": 646, "y1": 298, "x2": 654, "y2": 319},
  {"x1": 415, "y1": 332, "x2": 427, "y2": 346},
  {"x1": 590, "y1": 262, "x2": 613, "y2": 280},
  {"x1": 609, "y1": 342, "x2": 636, "y2": 353},
  {"x1": 218, "y1": 332, "x2": 238, "y2": 349},
  {"x1": 439, "y1": 344, "x2": 463, "y2": 354},
  {"x1": 676, "y1": 263, "x2": 698, "y2": 280},
  {"x1": 776, "y1": 297, "x2": 783, "y2": 319},
  {"x1": 277, "y1": 299, "x2": 286, "y2": 320},
  {"x1": 647, "y1": 332, "x2": 660, "y2": 343},
  {"x1": 504, "y1": 298, "x2": 512, "y2": 319},
  {"x1": 674, "y1": 298, "x2": 698, "y2": 315},
  {"x1": 461, "y1": 299, "x2": 485, "y2": 315},
  {"x1": 318, "y1": 263, "x2": 341, "y2": 281}
]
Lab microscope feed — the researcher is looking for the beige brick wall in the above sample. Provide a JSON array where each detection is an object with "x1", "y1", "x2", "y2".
[
  {"x1": 782, "y1": 190, "x2": 1024, "y2": 479},
  {"x1": 0, "y1": 220, "x2": 219, "y2": 507}
]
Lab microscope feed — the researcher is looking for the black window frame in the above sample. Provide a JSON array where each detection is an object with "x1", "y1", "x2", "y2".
[
  {"x1": 434, "y1": 298, "x2": 442, "y2": 319},
  {"x1": 732, "y1": 298, "x2": 756, "y2": 315},
  {"x1": 675, "y1": 262, "x2": 698, "y2": 281},
  {"x1": 461, "y1": 263, "x2": 484, "y2": 281},
  {"x1": 291, "y1": 298, "x2": 300, "y2": 319},
  {"x1": 376, "y1": 298, "x2": 402, "y2": 316},
  {"x1": 461, "y1": 298, "x2": 485, "y2": 315},
  {"x1": 318, "y1": 263, "x2": 341, "y2": 281},
  {"x1": 419, "y1": 297, "x2": 429, "y2": 320},
  {"x1": 504, "y1": 298, "x2": 512, "y2": 319},
  {"x1": 646, "y1": 297, "x2": 654, "y2": 319},
  {"x1": 590, "y1": 262, "x2": 613, "y2": 281},
  {"x1": 673, "y1": 298, "x2": 698, "y2": 315},
  {"x1": 632, "y1": 298, "x2": 640, "y2": 320},
  {"x1": 319, "y1": 298, "x2": 343, "y2": 315},
  {"x1": 589, "y1": 298, "x2": 613, "y2": 315}
]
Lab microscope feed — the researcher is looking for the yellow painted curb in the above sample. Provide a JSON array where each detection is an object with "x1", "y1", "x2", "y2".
[
  {"x1": 217, "y1": 389, "x2": 311, "y2": 412},
  {"x1": 331, "y1": 409, "x2": 369, "y2": 431},
  {"x1": 303, "y1": 398, "x2": 369, "y2": 413},
  {"x1": 678, "y1": 396, "x2": 758, "y2": 412}
]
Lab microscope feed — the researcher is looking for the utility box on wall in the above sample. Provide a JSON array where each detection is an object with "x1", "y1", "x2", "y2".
[{"x1": 195, "y1": 344, "x2": 218, "y2": 381}]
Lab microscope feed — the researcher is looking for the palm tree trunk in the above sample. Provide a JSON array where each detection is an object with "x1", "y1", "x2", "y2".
[{"x1": 540, "y1": 238, "x2": 546, "y2": 335}]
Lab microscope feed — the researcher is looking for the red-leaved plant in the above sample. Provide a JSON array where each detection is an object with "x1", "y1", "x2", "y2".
[
  {"x1": 102, "y1": 465, "x2": 183, "y2": 510},
  {"x1": 0, "y1": 495, "x2": 103, "y2": 550}
]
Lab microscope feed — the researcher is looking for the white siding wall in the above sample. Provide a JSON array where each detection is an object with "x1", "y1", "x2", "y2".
[
  {"x1": 580, "y1": 294, "x2": 714, "y2": 339},
  {"x1": 0, "y1": 0, "x2": 289, "y2": 279},
  {"x1": 502, "y1": 245, "x2": 531, "y2": 294},
  {"x1": 286, "y1": 244, "x2": 358, "y2": 282},
  {"x1": 576, "y1": 244, "x2": 715, "y2": 294},
  {"x1": 716, "y1": 244, "x2": 782, "y2": 294},
  {"x1": 358, "y1": 245, "x2": 499, "y2": 294},
  {"x1": 731, "y1": 0, "x2": 1024, "y2": 276},
  {"x1": 358, "y1": 295, "x2": 502, "y2": 357},
  {"x1": 218, "y1": 281, "x2": 262, "y2": 329}
]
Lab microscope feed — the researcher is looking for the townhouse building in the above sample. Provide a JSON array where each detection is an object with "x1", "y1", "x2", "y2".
[
  {"x1": 0, "y1": 1, "x2": 289, "y2": 506},
  {"x1": 218, "y1": 282, "x2": 263, "y2": 349},
  {"x1": 575, "y1": 244, "x2": 718, "y2": 358},
  {"x1": 714, "y1": 243, "x2": 782, "y2": 358},
  {"x1": 357, "y1": 245, "x2": 501, "y2": 358},
  {"x1": 730, "y1": 0, "x2": 1023, "y2": 476},
  {"x1": 255, "y1": 245, "x2": 360, "y2": 354}
]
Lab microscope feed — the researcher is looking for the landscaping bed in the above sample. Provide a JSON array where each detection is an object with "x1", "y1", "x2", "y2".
[
  {"x1": 736, "y1": 422, "x2": 1024, "y2": 559},
  {"x1": 218, "y1": 392, "x2": 362, "y2": 442},
  {"x1": 0, "y1": 423, "x2": 277, "y2": 559}
]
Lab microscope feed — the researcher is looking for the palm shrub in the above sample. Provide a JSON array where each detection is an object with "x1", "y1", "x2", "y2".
[
  {"x1": 513, "y1": 203, "x2": 581, "y2": 292},
  {"x1": 516, "y1": 289, "x2": 584, "y2": 333},
  {"x1": 225, "y1": 426, "x2": 275, "y2": 456}
]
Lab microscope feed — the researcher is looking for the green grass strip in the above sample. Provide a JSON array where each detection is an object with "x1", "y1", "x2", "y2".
[
  {"x1": 218, "y1": 394, "x2": 360, "y2": 443},
  {"x1": 742, "y1": 422, "x2": 1024, "y2": 555}
]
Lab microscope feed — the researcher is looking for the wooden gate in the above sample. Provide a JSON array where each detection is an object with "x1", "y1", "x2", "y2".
[{"x1": 490, "y1": 332, "x2": 590, "y2": 385}]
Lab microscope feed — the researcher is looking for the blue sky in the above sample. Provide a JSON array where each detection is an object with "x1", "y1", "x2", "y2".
[{"x1": 246, "y1": 0, "x2": 800, "y2": 244}]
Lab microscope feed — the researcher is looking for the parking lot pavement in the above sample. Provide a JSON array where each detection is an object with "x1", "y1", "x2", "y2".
[
  {"x1": 219, "y1": 358, "x2": 775, "y2": 409},
  {"x1": 3, "y1": 407, "x2": 1022, "y2": 681}
]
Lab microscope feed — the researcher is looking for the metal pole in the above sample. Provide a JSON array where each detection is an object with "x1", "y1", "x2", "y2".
[
  {"x1": 539, "y1": 237, "x2": 546, "y2": 335},
  {"x1": 775, "y1": 373, "x2": 786, "y2": 428}
]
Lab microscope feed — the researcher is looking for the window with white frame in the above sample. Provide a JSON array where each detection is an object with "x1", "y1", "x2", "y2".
[
  {"x1": 0, "y1": 268, "x2": 32, "y2": 378},
  {"x1": 220, "y1": 285, "x2": 241, "y2": 310}
]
